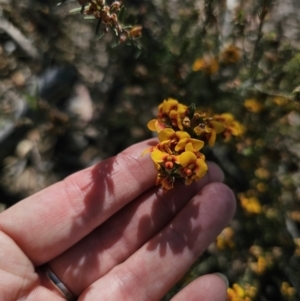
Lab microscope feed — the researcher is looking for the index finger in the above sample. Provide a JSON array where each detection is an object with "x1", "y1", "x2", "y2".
[{"x1": 0, "y1": 139, "x2": 158, "y2": 265}]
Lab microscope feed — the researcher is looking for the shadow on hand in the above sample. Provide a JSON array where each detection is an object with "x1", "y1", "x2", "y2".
[
  {"x1": 59, "y1": 140, "x2": 204, "y2": 295},
  {"x1": 142, "y1": 188, "x2": 201, "y2": 256}
]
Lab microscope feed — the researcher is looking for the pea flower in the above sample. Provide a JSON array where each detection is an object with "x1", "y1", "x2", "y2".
[
  {"x1": 145, "y1": 98, "x2": 244, "y2": 191},
  {"x1": 179, "y1": 151, "x2": 207, "y2": 185}
]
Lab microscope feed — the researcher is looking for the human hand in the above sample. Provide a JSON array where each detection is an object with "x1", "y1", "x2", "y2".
[{"x1": 0, "y1": 139, "x2": 235, "y2": 301}]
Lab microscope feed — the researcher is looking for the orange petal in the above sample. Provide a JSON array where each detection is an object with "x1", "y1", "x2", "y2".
[
  {"x1": 156, "y1": 122, "x2": 167, "y2": 132},
  {"x1": 185, "y1": 143, "x2": 206, "y2": 159},
  {"x1": 192, "y1": 58, "x2": 205, "y2": 72},
  {"x1": 176, "y1": 131, "x2": 190, "y2": 140},
  {"x1": 175, "y1": 136, "x2": 191, "y2": 151},
  {"x1": 208, "y1": 129, "x2": 217, "y2": 147},
  {"x1": 162, "y1": 98, "x2": 179, "y2": 114},
  {"x1": 194, "y1": 159, "x2": 208, "y2": 178},
  {"x1": 177, "y1": 103, "x2": 188, "y2": 114},
  {"x1": 179, "y1": 151, "x2": 197, "y2": 167},
  {"x1": 169, "y1": 110, "x2": 179, "y2": 120},
  {"x1": 190, "y1": 138, "x2": 204, "y2": 151},
  {"x1": 147, "y1": 119, "x2": 166, "y2": 132},
  {"x1": 158, "y1": 128, "x2": 175, "y2": 142},
  {"x1": 229, "y1": 121, "x2": 245, "y2": 136},
  {"x1": 210, "y1": 120, "x2": 225, "y2": 134},
  {"x1": 184, "y1": 142, "x2": 196, "y2": 152},
  {"x1": 175, "y1": 138, "x2": 188, "y2": 152},
  {"x1": 151, "y1": 149, "x2": 166, "y2": 163},
  {"x1": 218, "y1": 113, "x2": 234, "y2": 122},
  {"x1": 147, "y1": 119, "x2": 158, "y2": 131}
]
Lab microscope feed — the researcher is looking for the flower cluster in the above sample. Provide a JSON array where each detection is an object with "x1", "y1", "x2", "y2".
[
  {"x1": 72, "y1": 0, "x2": 142, "y2": 41},
  {"x1": 238, "y1": 193, "x2": 262, "y2": 215},
  {"x1": 249, "y1": 245, "x2": 274, "y2": 276},
  {"x1": 192, "y1": 44, "x2": 241, "y2": 75},
  {"x1": 227, "y1": 283, "x2": 257, "y2": 301},
  {"x1": 145, "y1": 98, "x2": 244, "y2": 191},
  {"x1": 192, "y1": 56, "x2": 219, "y2": 74},
  {"x1": 216, "y1": 226, "x2": 235, "y2": 250},
  {"x1": 281, "y1": 282, "x2": 296, "y2": 299}
]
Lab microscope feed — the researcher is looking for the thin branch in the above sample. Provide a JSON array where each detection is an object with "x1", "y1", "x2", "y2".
[
  {"x1": 0, "y1": 17, "x2": 41, "y2": 60},
  {"x1": 250, "y1": 0, "x2": 268, "y2": 80}
]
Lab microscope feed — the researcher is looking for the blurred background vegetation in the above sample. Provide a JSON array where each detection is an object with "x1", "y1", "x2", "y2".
[{"x1": 1, "y1": 0, "x2": 300, "y2": 300}]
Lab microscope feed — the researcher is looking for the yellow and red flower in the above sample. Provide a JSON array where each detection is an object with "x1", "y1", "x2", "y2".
[
  {"x1": 151, "y1": 149, "x2": 180, "y2": 170},
  {"x1": 144, "y1": 99, "x2": 243, "y2": 191},
  {"x1": 213, "y1": 113, "x2": 245, "y2": 141},
  {"x1": 179, "y1": 151, "x2": 207, "y2": 185},
  {"x1": 148, "y1": 98, "x2": 188, "y2": 132},
  {"x1": 158, "y1": 128, "x2": 189, "y2": 143},
  {"x1": 244, "y1": 98, "x2": 264, "y2": 113},
  {"x1": 147, "y1": 119, "x2": 166, "y2": 132},
  {"x1": 220, "y1": 45, "x2": 241, "y2": 64},
  {"x1": 192, "y1": 56, "x2": 219, "y2": 75}
]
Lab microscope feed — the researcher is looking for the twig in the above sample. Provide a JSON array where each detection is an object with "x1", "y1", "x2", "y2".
[
  {"x1": 250, "y1": 0, "x2": 268, "y2": 80},
  {"x1": 0, "y1": 17, "x2": 41, "y2": 60}
]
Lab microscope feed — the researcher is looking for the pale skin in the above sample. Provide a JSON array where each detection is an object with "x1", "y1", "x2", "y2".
[{"x1": 0, "y1": 139, "x2": 235, "y2": 301}]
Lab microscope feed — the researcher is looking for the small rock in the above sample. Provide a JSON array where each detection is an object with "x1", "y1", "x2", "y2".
[
  {"x1": 11, "y1": 71, "x2": 25, "y2": 87},
  {"x1": 66, "y1": 83, "x2": 94, "y2": 123},
  {"x1": 15, "y1": 139, "x2": 34, "y2": 158},
  {"x1": 287, "y1": 111, "x2": 300, "y2": 126}
]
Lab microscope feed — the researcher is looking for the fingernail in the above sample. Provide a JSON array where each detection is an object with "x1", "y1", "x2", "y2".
[{"x1": 213, "y1": 273, "x2": 229, "y2": 289}]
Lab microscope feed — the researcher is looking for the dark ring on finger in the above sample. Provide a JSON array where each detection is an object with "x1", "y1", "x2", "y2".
[{"x1": 44, "y1": 265, "x2": 76, "y2": 301}]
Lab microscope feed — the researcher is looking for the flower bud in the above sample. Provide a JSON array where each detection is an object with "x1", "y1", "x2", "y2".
[{"x1": 110, "y1": 1, "x2": 122, "y2": 12}]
